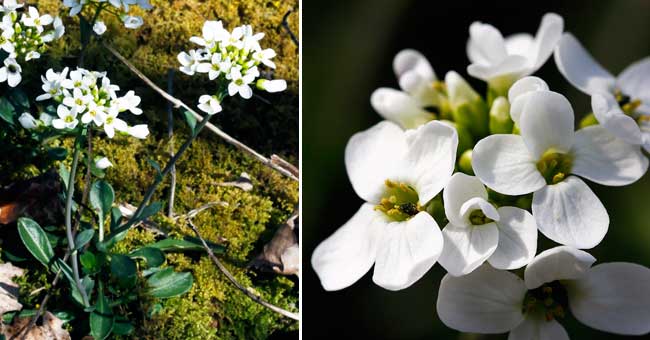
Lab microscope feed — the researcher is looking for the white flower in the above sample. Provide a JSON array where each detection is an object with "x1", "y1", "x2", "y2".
[
  {"x1": 25, "y1": 51, "x2": 40, "y2": 61},
  {"x1": 93, "y1": 20, "x2": 106, "y2": 35},
  {"x1": 127, "y1": 124, "x2": 148, "y2": 139},
  {"x1": 177, "y1": 50, "x2": 202, "y2": 75},
  {"x1": 252, "y1": 48, "x2": 276, "y2": 68},
  {"x1": 102, "y1": 108, "x2": 128, "y2": 138},
  {"x1": 197, "y1": 95, "x2": 222, "y2": 115},
  {"x1": 0, "y1": 0, "x2": 23, "y2": 12},
  {"x1": 0, "y1": 58, "x2": 22, "y2": 87},
  {"x1": 80, "y1": 101, "x2": 107, "y2": 126},
  {"x1": 227, "y1": 67, "x2": 255, "y2": 99},
  {"x1": 52, "y1": 105, "x2": 79, "y2": 130},
  {"x1": 554, "y1": 33, "x2": 650, "y2": 152},
  {"x1": 311, "y1": 120, "x2": 458, "y2": 291},
  {"x1": 196, "y1": 53, "x2": 223, "y2": 80},
  {"x1": 37, "y1": 67, "x2": 70, "y2": 101},
  {"x1": 39, "y1": 113, "x2": 53, "y2": 127},
  {"x1": 220, "y1": 25, "x2": 244, "y2": 49},
  {"x1": 437, "y1": 246, "x2": 650, "y2": 338},
  {"x1": 116, "y1": 90, "x2": 142, "y2": 115},
  {"x1": 63, "y1": 0, "x2": 87, "y2": 17},
  {"x1": 0, "y1": 17, "x2": 14, "y2": 53},
  {"x1": 18, "y1": 112, "x2": 38, "y2": 129},
  {"x1": 189, "y1": 20, "x2": 228, "y2": 48},
  {"x1": 122, "y1": 15, "x2": 143, "y2": 29},
  {"x1": 62, "y1": 69, "x2": 93, "y2": 90},
  {"x1": 438, "y1": 173, "x2": 537, "y2": 276},
  {"x1": 256, "y1": 79, "x2": 287, "y2": 93},
  {"x1": 21, "y1": 6, "x2": 53, "y2": 33},
  {"x1": 472, "y1": 89, "x2": 648, "y2": 249},
  {"x1": 371, "y1": 49, "x2": 444, "y2": 129},
  {"x1": 42, "y1": 17, "x2": 65, "y2": 42},
  {"x1": 63, "y1": 87, "x2": 93, "y2": 113},
  {"x1": 95, "y1": 157, "x2": 113, "y2": 169},
  {"x1": 466, "y1": 13, "x2": 563, "y2": 92}
]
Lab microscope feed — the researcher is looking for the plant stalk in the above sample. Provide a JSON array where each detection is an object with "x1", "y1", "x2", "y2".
[{"x1": 65, "y1": 133, "x2": 90, "y2": 307}]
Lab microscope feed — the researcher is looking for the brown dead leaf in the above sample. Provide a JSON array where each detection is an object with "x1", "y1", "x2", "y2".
[
  {"x1": 0, "y1": 262, "x2": 24, "y2": 315},
  {"x1": 3, "y1": 312, "x2": 71, "y2": 340},
  {"x1": 249, "y1": 213, "x2": 299, "y2": 276}
]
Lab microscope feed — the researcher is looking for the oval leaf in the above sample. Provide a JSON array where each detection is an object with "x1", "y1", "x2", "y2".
[
  {"x1": 74, "y1": 229, "x2": 95, "y2": 250},
  {"x1": 17, "y1": 218, "x2": 54, "y2": 268},
  {"x1": 147, "y1": 268, "x2": 193, "y2": 298},
  {"x1": 90, "y1": 181, "x2": 114, "y2": 219},
  {"x1": 129, "y1": 247, "x2": 165, "y2": 268},
  {"x1": 110, "y1": 254, "x2": 136, "y2": 288},
  {"x1": 90, "y1": 283, "x2": 113, "y2": 340}
]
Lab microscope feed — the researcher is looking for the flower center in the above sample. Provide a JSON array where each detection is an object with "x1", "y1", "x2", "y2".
[
  {"x1": 106, "y1": 117, "x2": 114, "y2": 124},
  {"x1": 75, "y1": 98, "x2": 83, "y2": 105},
  {"x1": 523, "y1": 281, "x2": 569, "y2": 321},
  {"x1": 468, "y1": 210, "x2": 493, "y2": 226},
  {"x1": 536, "y1": 149, "x2": 573, "y2": 185},
  {"x1": 8, "y1": 64, "x2": 17, "y2": 73},
  {"x1": 64, "y1": 115, "x2": 74, "y2": 123},
  {"x1": 235, "y1": 78, "x2": 244, "y2": 86},
  {"x1": 375, "y1": 180, "x2": 422, "y2": 222}
]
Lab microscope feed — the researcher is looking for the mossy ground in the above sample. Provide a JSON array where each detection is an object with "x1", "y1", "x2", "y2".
[{"x1": 1, "y1": 0, "x2": 299, "y2": 338}]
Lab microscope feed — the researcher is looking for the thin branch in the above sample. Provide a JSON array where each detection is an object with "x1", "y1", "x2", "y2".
[
  {"x1": 187, "y1": 218, "x2": 299, "y2": 320},
  {"x1": 281, "y1": 10, "x2": 299, "y2": 47},
  {"x1": 102, "y1": 42, "x2": 298, "y2": 182},
  {"x1": 167, "y1": 69, "x2": 176, "y2": 218}
]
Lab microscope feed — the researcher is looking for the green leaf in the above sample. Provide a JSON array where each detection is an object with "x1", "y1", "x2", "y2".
[
  {"x1": 181, "y1": 110, "x2": 197, "y2": 132},
  {"x1": 80, "y1": 251, "x2": 98, "y2": 274},
  {"x1": 138, "y1": 201, "x2": 162, "y2": 221},
  {"x1": 56, "y1": 259, "x2": 94, "y2": 307},
  {"x1": 8, "y1": 88, "x2": 29, "y2": 110},
  {"x1": 110, "y1": 206, "x2": 122, "y2": 230},
  {"x1": 0, "y1": 96, "x2": 15, "y2": 125},
  {"x1": 112, "y1": 320, "x2": 134, "y2": 335},
  {"x1": 17, "y1": 218, "x2": 54, "y2": 268},
  {"x1": 75, "y1": 229, "x2": 95, "y2": 250},
  {"x1": 90, "y1": 283, "x2": 113, "y2": 340},
  {"x1": 53, "y1": 311, "x2": 75, "y2": 324},
  {"x1": 129, "y1": 247, "x2": 165, "y2": 267},
  {"x1": 148, "y1": 238, "x2": 225, "y2": 254},
  {"x1": 2, "y1": 250, "x2": 27, "y2": 262},
  {"x1": 110, "y1": 254, "x2": 136, "y2": 288},
  {"x1": 147, "y1": 159, "x2": 161, "y2": 175},
  {"x1": 90, "y1": 181, "x2": 114, "y2": 219},
  {"x1": 147, "y1": 267, "x2": 193, "y2": 298},
  {"x1": 58, "y1": 163, "x2": 70, "y2": 191},
  {"x1": 47, "y1": 147, "x2": 68, "y2": 161}
]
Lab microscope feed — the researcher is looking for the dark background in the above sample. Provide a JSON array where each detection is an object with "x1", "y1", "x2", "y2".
[{"x1": 303, "y1": 0, "x2": 650, "y2": 339}]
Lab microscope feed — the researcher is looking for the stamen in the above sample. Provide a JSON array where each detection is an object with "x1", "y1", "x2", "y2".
[
  {"x1": 375, "y1": 180, "x2": 422, "y2": 221},
  {"x1": 536, "y1": 149, "x2": 573, "y2": 185}
]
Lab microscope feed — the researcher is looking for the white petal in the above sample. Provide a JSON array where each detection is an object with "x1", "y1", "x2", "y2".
[
  {"x1": 532, "y1": 176, "x2": 608, "y2": 249},
  {"x1": 443, "y1": 173, "x2": 488, "y2": 227},
  {"x1": 467, "y1": 55, "x2": 529, "y2": 82},
  {"x1": 402, "y1": 120, "x2": 458, "y2": 204},
  {"x1": 459, "y1": 197, "x2": 500, "y2": 223},
  {"x1": 467, "y1": 22, "x2": 507, "y2": 64},
  {"x1": 553, "y1": 33, "x2": 615, "y2": 95},
  {"x1": 393, "y1": 49, "x2": 435, "y2": 82},
  {"x1": 472, "y1": 134, "x2": 546, "y2": 195},
  {"x1": 8, "y1": 71, "x2": 21, "y2": 87},
  {"x1": 344, "y1": 121, "x2": 406, "y2": 203},
  {"x1": 508, "y1": 76, "x2": 549, "y2": 125},
  {"x1": 519, "y1": 91, "x2": 575, "y2": 159},
  {"x1": 438, "y1": 222, "x2": 499, "y2": 277},
  {"x1": 370, "y1": 88, "x2": 433, "y2": 129},
  {"x1": 572, "y1": 125, "x2": 648, "y2": 186},
  {"x1": 437, "y1": 265, "x2": 526, "y2": 333},
  {"x1": 591, "y1": 92, "x2": 643, "y2": 145},
  {"x1": 372, "y1": 212, "x2": 442, "y2": 290},
  {"x1": 51, "y1": 119, "x2": 65, "y2": 129},
  {"x1": 569, "y1": 262, "x2": 650, "y2": 335},
  {"x1": 508, "y1": 317, "x2": 569, "y2": 340},
  {"x1": 616, "y1": 56, "x2": 650, "y2": 102},
  {"x1": 488, "y1": 207, "x2": 538, "y2": 270},
  {"x1": 529, "y1": 13, "x2": 564, "y2": 71},
  {"x1": 524, "y1": 245, "x2": 596, "y2": 290},
  {"x1": 239, "y1": 85, "x2": 253, "y2": 99},
  {"x1": 311, "y1": 204, "x2": 385, "y2": 291},
  {"x1": 505, "y1": 33, "x2": 534, "y2": 58}
]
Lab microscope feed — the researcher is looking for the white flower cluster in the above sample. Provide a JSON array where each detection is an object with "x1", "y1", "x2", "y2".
[
  {"x1": 63, "y1": 0, "x2": 152, "y2": 31},
  {"x1": 178, "y1": 20, "x2": 287, "y2": 115},
  {"x1": 0, "y1": 0, "x2": 64, "y2": 87},
  {"x1": 311, "y1": 12, "x2": 650, "y2": 339},
  {"x1": 23, "y1": 67, "x2": 148, "y2": 139}
]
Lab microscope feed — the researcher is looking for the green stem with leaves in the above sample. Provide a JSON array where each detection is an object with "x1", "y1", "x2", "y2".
[
  {"x1": 65, "y1": 132, "x2": 90, "y2": 307},
  {"x1": 104, "y1": 115, "x2": 213, "y2": 243}
]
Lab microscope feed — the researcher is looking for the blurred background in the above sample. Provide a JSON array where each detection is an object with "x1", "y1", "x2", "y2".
[{"x1": 303, "y1": 0, "x2": 650, "y2": 339}]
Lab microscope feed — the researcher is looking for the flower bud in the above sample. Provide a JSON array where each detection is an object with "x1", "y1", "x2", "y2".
[
  {"x1": 458, "y1": 149, "x2": 474, "y2": 175},
  {"x1": 18, "y1": 112, "x2": 37, "y2": 129},
  {"x1": 256, "y1": 79, "x2": 287, "y2": 93},
  {"x1": 445, "y1": 71, "x2": 489, "y2": 139},
  {"x1": 95, "y1": 157, "x2": 113, "y2": 170},
  {"x1": 127, "y1": 124, "x2": 149, "y2": 139},
  {"x1": 489, "y1": 96, "x2": 513, "y2": 134}
]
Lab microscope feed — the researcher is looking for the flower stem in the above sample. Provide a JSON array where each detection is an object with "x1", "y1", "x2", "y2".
[
  {"x1": 65, "y1": 132, "x2": 90, "y2": 307},
  {"x1": 104, "y1": 115, "x2": 212, "y2": 242}
]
